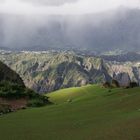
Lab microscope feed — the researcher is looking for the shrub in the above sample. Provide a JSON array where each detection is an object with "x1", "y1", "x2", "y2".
[
  {"x1": 0, "y1": 81, "x2": 39, "y2": 99},
  {"x1": 0, "y1": 104, "x2": 11, "y2": 114},
  {"x1": 0, "y1": 81, "x2": 52, "y2": 108},
  {"x1": 27, "y1": 99, "x2": 46, "y2": 107},
  {"x1": 111, "y1": 79, "x2": 120, "y2": 88},
  {"x1": 129, "y1": 82, "x2": 139, "y2": 88},
  {"x1": 103, "y1": 82, "x2": 111, "y2": 88}
]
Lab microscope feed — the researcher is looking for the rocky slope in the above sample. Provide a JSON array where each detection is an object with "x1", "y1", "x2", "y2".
[
  {"x1": 0, "y1": 51, "x2": 139, "y2": 93},
  {"x1": 0, "y1": 61, "x2": 25, "y2": 86}
]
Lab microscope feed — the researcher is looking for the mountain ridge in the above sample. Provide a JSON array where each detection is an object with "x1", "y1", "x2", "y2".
[{"x1": 0, "y1": 51, "x2": 140, "y2": 93}]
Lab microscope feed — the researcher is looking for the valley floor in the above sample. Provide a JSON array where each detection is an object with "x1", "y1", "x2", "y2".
[{"x1": 0, "y1": 85, "x2": 140, "y2": 140}]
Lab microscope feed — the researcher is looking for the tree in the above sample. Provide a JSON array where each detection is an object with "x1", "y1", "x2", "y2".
[{"x1": 103, "y1": 82, "x2": 111, "y2": 88}]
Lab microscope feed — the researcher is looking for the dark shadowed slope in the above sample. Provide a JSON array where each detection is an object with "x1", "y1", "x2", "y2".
[{"x1": 0, "y1": 61, "x2": 24, "y2": 86}]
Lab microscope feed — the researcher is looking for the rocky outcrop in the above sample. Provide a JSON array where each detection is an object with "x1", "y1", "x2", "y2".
[{"x1": 114, "y1": 72, "x2": 131, "y2": 87}]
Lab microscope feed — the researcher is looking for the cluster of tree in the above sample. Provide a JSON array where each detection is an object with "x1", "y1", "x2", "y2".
[
  {"x1": 0, "y1": 81, "x2": 51, "y2": 106},
  {"x1": 0, "y1": 61, "x2": 52, "y2": 115}
]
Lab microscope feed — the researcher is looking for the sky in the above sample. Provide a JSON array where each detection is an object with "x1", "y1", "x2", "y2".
[{"x1": 0, "y1": 0, "x2": 140, "y2": 15}]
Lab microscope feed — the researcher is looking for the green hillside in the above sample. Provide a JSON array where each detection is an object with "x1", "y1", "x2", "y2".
[{"x1": 0, "y1": 85, "x2": 140, "y2": 140}]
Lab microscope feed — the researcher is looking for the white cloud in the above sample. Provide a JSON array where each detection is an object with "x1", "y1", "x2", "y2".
[{"x1": 0, "y1": 0, "x2": 140, "y2": 15}]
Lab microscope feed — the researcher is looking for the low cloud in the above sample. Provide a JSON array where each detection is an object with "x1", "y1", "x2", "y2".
[{"x1": 21, "y1": 0, "x2": 79, "y2": 6}]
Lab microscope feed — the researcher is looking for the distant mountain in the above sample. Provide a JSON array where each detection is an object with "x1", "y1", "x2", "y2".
[
  {"x1": 101, "y1": 52, "x2": 140, "y2": 62},
  {"x1": 0, "y1": 8, "x2": 140, "y2": 53},
  {"x1": 0, "y1": 51, "x2": 140, "y2": 93}
]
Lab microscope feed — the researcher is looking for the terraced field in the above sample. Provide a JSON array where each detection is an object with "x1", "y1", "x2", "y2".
[{"x1": 0, "y1": 85, "x2": 140, "y2": 140}]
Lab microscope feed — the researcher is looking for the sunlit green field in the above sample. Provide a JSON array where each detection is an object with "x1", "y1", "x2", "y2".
[{"x1": 0, "y1": 85, "x2": 140, "y2": 140}]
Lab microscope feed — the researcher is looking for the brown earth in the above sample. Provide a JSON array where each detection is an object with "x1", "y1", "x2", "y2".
[{"x1": 0, "y1": 98, "x2": 27, "y2": 111}]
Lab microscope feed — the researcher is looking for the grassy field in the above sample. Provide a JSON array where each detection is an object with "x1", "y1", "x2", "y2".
[{"x1": 0, "y1": 85, "x2": 140, "y2": 140}]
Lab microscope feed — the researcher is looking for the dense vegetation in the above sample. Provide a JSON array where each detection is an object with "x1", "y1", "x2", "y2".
[
  {"x1": 0, "y1": 61, "x2": 51, "y2": 115},
  {"x1": 0, "y1": 85, "x2": 139, "y2": 140},
  {"x1": 0, "y1": 81, "x2": 32, "y2": 99},
  {"x1": 0, "y1": 81, "x2": 50, "y2": 105}
]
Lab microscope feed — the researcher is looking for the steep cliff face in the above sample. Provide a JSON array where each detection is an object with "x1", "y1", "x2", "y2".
[
  {"x1": 0, "y1": 51, "x2": 139, "y2": 93},
  {"x1": 106, "y1": 62, "x2": 140, "y2": 85},
  {"x1": 0, "y1": 61, "x2": 25, "y2": 87},
  {"x1": 0, "y1": 52, "x2": 109, "y2": 93},
  {"x1": 114, "y1": 73, "x2": 131, "y2": 87}
]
